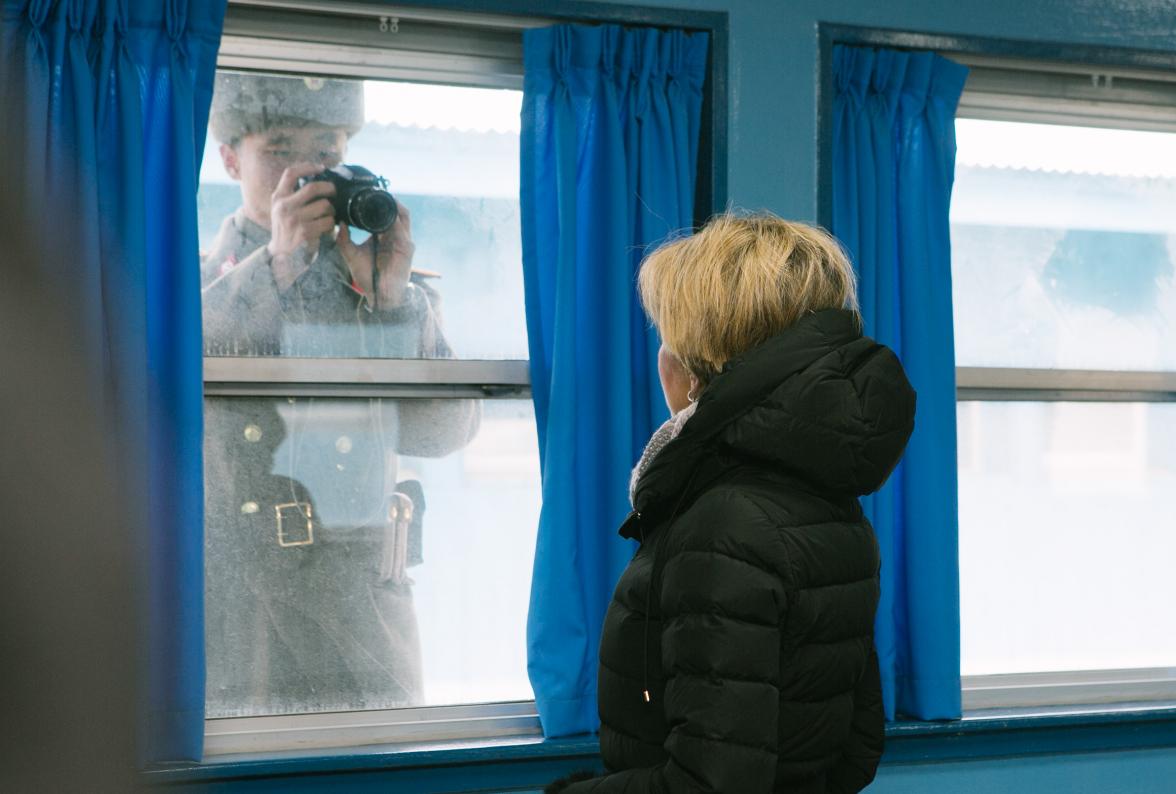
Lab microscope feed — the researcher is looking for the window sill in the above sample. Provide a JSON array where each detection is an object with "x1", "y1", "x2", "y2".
[
  {"x1": 142, "y1": 734, "x2": 599, "y2": 788},
  {"x1": 143, "y1": 705, "x2": 1176, "y2": 789},
  {"x1": 884, "y1": 703, "x2": 1176, "y2": 763}
]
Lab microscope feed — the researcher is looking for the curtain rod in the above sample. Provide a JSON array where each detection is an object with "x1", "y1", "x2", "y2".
[{"x1": 227, "y1": 0, "x2": 549, "y2": 31}]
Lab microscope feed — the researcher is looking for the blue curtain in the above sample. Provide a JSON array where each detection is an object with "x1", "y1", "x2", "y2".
[
  {"x1": 521, "y1": 24, "x2": 709, "y2": 738},
  {"x1": 831, "y1": 45, "x2": 967, "y2": 721},
  {"x1": 2, "y1": 0, "x2": 225, "y2": 761}
]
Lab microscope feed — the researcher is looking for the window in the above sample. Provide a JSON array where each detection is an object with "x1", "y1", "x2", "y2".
[
  {"x1": 951, "y1": 56, "x2": 1176, "y2": 710},
  {"x1": 199, "y1": 1, "x2": 547, "y2": 752}
]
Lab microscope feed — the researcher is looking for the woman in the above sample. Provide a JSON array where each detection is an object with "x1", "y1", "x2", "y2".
[{"x1": 550, "y1": 214, "x2": 916, "y2": 793}]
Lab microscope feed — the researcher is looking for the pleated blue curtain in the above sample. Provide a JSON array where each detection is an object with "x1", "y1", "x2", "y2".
[
  {"x1": 831, "y1": 45, "x2": 968, "y2": 721},
  {"x1": 521, "y1": 24, "x2": 708, "y2": 738},
  {"x1": 1, "y1": 0, "x2": 226, "y2": 761}
]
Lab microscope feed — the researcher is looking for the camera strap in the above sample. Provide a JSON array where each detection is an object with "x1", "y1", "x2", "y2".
[{"x1": 370, "y1": 233, "x2": 380, "y2": 312}]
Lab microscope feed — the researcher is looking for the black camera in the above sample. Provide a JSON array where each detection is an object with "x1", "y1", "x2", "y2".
[{"x1": 297, "y1": 164, "x2": 398, "y2": 234}]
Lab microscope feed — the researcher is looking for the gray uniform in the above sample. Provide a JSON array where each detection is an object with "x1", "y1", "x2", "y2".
[{"x1": 201, "y1": 209, "x2": 480, "y2": 716}]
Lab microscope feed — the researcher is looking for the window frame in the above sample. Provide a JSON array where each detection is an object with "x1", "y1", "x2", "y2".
[
  {"x1": 217, "y1": 0, "x2": 539, "y2": 88},
  {"x1": 204, "y1": 358, "x2": 531, "y2": 400},
  {"x1": 952, "y1": 58, "x2": 1176, "y2": 711},
  {"x1": 201, "y1": 3, "x2": 537, "y2": 756},
  {"x1": 817, "y1": 24, "x2": 1176, "y2": 717},
  {"x1": 202, "y1": 0, "x2": 728, "y2": 756},
  {"x1": 204, "y1": 701, "x2": 542, "y2": 756}
]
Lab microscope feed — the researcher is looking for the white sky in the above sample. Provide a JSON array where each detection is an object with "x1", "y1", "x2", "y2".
[
  {"x1": 956, "y1": 118, "x2": 1176, "y2": 178},
  {"x1": 363, "y1": 82, "x2": 522, "y2": 133}
]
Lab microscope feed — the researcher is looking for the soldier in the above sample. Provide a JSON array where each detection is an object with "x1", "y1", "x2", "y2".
[{"x1": 200, "y1": 73, "x2": 480, "y2": 715}]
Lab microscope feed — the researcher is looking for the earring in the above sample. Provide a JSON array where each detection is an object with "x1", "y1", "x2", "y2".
[{"x1": 687, "y1": 384, "x2": 699, "y2": 403}]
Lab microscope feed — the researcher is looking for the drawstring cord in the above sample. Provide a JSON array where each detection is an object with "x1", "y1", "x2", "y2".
[
  {"x1": 640, "y1": 465, "x2": 702, "y2": 705},
  {"x1": 638, "y1": 517, "x2": 651, "y2": 703}
]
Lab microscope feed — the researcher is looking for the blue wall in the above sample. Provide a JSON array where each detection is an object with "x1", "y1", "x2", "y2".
[
  {"x1": 582, "y1": 0, "x2": 1176, "y2": 791},
  {"x1": 523, "y1": 1, "x2": 1176, "y2": 791},
  {"x1": 872, "y1": 747, "x2": 1176, "y2": 793},
  {"x1": 152, "y1": 1, "x2": 1176, "y2": 790},
  {"x1": 584, "y1": 0, "x2": 1176, "y2": 222},
  {"x1": 151, "y1": 716, "x2": 1176, "y2": 791}
]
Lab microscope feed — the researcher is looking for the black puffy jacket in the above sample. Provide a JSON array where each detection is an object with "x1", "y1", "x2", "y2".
[{"x1": 559, "y1": 309, "x2": 916, "y2": 793}]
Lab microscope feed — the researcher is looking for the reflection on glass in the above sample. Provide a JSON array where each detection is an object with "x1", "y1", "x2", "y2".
[
  {"x1": 951, "y1": 119, "x2": 1176, "y2": 370},
  {"x1": 203, "y1": 396, "x2": 543, "y2": 718},
  {"x1": 401, "y1": 400, "x2": 541, "y2": 706},
  {"x1": 198, "y1": 70, "x2": 526, "y2": 359},
  {"x1": 958, "y1": 401, "x2": 1176, "y2": 676}
]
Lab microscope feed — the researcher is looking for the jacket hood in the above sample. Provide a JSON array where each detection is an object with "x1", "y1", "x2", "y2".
[{"x1": 628, "y1": 309, "x2": 915, "y2": 532}]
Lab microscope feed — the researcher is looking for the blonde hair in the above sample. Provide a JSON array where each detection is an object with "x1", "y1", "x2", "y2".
[{"x1": 638, "y1": 212, "x2": 859, "y2": 384}]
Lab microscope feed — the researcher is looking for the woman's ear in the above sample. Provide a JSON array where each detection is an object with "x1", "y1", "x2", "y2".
[{"x1": 657, "y1": 344, "x2": 693, "y2": 414}]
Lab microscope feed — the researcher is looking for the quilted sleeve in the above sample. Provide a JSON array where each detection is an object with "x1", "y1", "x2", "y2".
[{"x1": 825, "y1": 645, "x2": 884, "y2": 793}]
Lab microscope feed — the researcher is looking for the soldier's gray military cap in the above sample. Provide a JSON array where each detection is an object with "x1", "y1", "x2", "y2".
[{"x1": 209, "y1": 73, "x2": 364, "y2": 144}]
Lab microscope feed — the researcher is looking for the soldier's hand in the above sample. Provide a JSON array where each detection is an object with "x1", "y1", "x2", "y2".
[
  {"x1": 266, "y1": 163, "x2": 338, "y2": 292},
  {"x1": 336, "y1": 199, "x2": 414, "y2": 309}
]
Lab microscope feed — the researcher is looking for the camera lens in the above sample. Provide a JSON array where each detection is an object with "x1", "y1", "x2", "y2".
[{"x1": 348, "y1": 189, "x2": 398, "y2": 234}]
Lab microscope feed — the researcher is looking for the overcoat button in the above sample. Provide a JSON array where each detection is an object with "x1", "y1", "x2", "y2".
[
  {"x1": 336, "y1": 435, "x2": 353, "y2": 454},
  {"x1": 241, "y1": 501, "x2": 260, "y2": 514},
  {"x1": 243, "y1": 424, "x2": 263, "y2": 442}
]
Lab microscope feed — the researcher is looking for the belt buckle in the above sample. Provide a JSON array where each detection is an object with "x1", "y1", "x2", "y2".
[{"x1": 275, "y1": 501, "x2": 314, "y2": 547}]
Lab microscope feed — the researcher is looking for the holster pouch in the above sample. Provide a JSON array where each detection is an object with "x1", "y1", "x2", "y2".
[
  {"x1": 377, "y1": 480, "x2": 425, "y2": 584},
  {"x1": 378, "y1": 492, "x2": 413, "y2": 585},
  {"x1": 394, "y1": 479, "x2": 425, "y2": 567}
]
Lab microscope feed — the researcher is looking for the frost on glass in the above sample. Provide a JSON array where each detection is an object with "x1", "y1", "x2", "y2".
[
  {"x1": 958, "y1": 401, "x2": 1176, "y2": 675},
  {"x1": 197, "y1": 72, "x2": 526, "y2": 359},
  {"x1": 400, "y1": 400, "x2": 541, "y2": 706},
  {"x1": 204, "y1": 396, "x2": 538, "y2": 717},
  {"x1": 951, "y1": 119, "x2": 1176, "y2": 370}
]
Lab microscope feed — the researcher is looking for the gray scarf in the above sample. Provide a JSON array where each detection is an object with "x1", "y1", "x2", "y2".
[{"x1": 629, "y1": 401, "x2": 697, "y2": 508}]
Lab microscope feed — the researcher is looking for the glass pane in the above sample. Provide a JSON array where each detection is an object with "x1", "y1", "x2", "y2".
[
  {"x1": 958, "y1": 401, "x2": 1176, "y2": 675},
  {"x1": 952, "y1": 119, "x2": 1176, "y2": 370},
  {"x1": 204, "y1": 396, "x2": 539, "y2": 717},
  {"x1": 198, "y1": 70, "x2": 526, "y2": 359}
]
